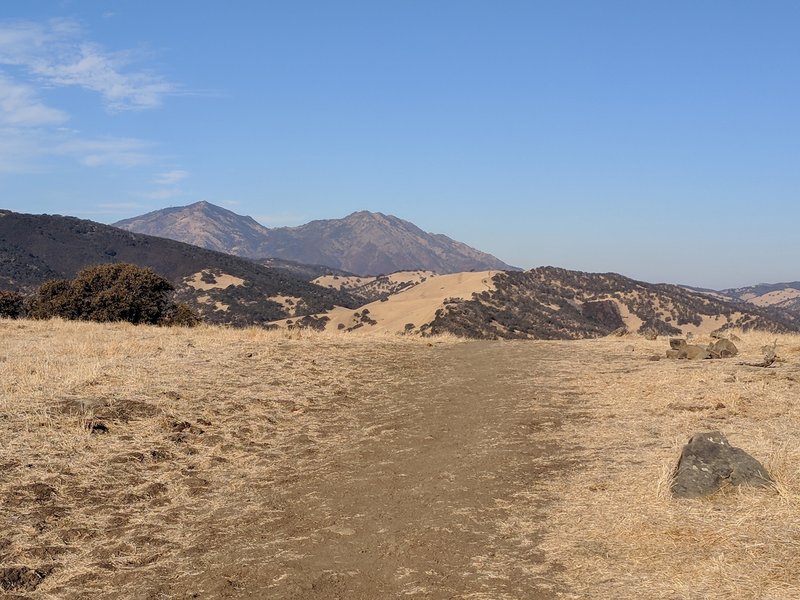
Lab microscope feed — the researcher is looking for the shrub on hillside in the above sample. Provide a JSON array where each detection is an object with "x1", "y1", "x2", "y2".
[
  {"x1": 28, "y1": 279, "x2": 77, "y2": 320},
  {"x1": 28, "y1": 263, "x2": 193, "y2": 326},
  {"x1": 161, "y1": 302, "x2": 202, "y2": 327},
  {"x1": 0, "y1": 291, "x2": 25, "y2": 318}
]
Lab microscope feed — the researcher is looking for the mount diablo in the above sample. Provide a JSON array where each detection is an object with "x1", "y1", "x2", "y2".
[{"x1": 113, "y1": 202, "x2": 517, "y2": 275}]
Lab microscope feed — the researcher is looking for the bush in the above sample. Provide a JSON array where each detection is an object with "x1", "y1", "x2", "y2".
[
  {"x1": 162, "y1": 302, "x2": 202, "y2": 327},
  {"x1": 0, "y1": 291, "x2": 25, "y2": 318},
  {"x1": 28, "y1": 263, "x2": 186, "y2": 325},
  {"x1": 28, "y1": 279, "x2": 77, "y2": 320}
]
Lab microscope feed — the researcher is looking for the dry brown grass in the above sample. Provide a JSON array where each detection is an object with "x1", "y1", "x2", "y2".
[
  {"x1": 533, "y1": 330, "x2": 800, "y2": 599},
  {"x1": 0, "y1": 318, "x2": 458, "y2": 598},
  {"x1": 2, "y1": 319, "x2": 800, "y2": 598}
]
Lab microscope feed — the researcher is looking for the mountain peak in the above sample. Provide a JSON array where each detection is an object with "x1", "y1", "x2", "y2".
[
  {"x1": 114, "y1": 203, "x2": 517, "y2": 275},
  {"x1": 345, "y1": 210, "x2": 388, "y2": 219}
]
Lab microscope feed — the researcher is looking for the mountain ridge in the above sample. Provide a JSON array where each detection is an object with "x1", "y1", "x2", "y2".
[
  {"x1": 113, "y1": 201, "x2": 518, "y2": 275},
  {"x1": 721, "y1": 281, "x2": 800, "y2": 312}
]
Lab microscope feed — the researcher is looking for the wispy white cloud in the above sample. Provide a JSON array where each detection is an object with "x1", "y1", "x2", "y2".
[
  {"x1": 0, "y1": 126, "x2": 152, "y2": 172},
  {"x1": 0, "y1": 18, "x2": 176, "y2": 111},
  {"x1": 0, "y1": 73, "x2": 67, "y2": 125},
  {"x1": 0, "y1": 18, "x2": 181, "y2": 178},
  {"x1": 55, "y1": 136, "x2": 151, "y2": 167},
  {"x1": 154, "y1": 169, "x2": 188, "y2": 185},
  {"x1": 0, "y1": 127, "x2": 47, "y2": 172},
  {"x1": 142, "y1": 188, "x2": 183, "y2": 201}
]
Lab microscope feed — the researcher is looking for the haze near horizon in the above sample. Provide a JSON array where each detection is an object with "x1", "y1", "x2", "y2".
[{"x1": 1, "y1": 1, "x2": 798, "y2": 289}]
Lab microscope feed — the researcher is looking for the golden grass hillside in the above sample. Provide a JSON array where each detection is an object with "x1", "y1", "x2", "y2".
[{"x1": 1, "y1": 319, "x2": 799, "y2": 598}]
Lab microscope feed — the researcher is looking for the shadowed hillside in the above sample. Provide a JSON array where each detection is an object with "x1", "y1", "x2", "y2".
[
  {"x1": 0, "y1": 210, "x2": 358, "y2": 325},
  {"x1": 425, "y1": 267, "x2": 800, "y2": 339}
]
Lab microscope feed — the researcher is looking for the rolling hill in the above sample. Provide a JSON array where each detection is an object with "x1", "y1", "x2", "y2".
[
  {"x1": 721, "y1": 282, "x2": 800, "y2": 313},
  {"x1": 275, "y1": 267, "x2": 800, "y2": 339},
  {"x1": 113, "y1": 201, "x2": 517, "y2": 275},
  {"x1": 0, "y1": 210, "x2": 358, "y2": 325}
]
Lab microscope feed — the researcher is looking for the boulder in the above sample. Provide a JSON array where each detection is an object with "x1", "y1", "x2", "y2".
[
  {"x1": 669, "y1": 338, "x2": 687, "y2": 350},
  {"x1": 684, "y1": 345, "x2": 712, "y2": 359},
  {"x1": 671, "y1": 431, "x2": 773, "y2": 498},
  {"x1": 708, "y1": 339, "x2": 738, "y2": 358},
  {"x1": 666, "y1": 344, "x2": 711, "y2": 360}
]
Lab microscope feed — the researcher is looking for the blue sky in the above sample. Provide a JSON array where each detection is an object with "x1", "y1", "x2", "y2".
[{"x1": 1, "y1": 1, "x2": 799, "y2": 288}]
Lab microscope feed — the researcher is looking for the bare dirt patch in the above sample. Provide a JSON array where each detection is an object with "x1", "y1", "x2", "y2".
[{"x1": 185, "y1": 271, "x2": 246, "y2": 291}]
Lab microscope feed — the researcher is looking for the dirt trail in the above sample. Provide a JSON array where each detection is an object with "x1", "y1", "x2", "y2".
[{"x1": 171, "y1": 342, "x2": 583, "y2": 599}]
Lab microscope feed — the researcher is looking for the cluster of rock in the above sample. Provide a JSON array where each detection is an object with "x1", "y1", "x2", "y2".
[{"x1": 665, "y1": 338, "x2": 738, "y2": 360}]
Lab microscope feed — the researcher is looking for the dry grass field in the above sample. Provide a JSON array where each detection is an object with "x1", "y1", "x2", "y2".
[{"x1": 1, "y1": 319, "x2": 799, "y2": 599}]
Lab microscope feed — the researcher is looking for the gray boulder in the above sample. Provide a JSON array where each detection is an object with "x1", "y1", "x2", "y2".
[{"x1": 671, "y1": 431, "x2": 773, "y2": 498}]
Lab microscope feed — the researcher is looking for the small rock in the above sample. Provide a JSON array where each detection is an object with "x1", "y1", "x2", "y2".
[
  {"x1": 624, "y1": 344, "x2": 635, "y2": 352},
  {"x1": 648, "y1": 355, "x2": 661, "y2": 361},
  {"x1": 86, "y1": 421, "x2": 108, "y2": 434},
  {"x1": 723, "y1": 375, "x2": 736, "y2": 383},
  {"x1": 672, "y1": 431, "x2": 773, "y2": 498},
  {"x1": 643, "y1": 329, "x2": 658, "y2": 341},
  {"x1": 669, "y1": 338, "x2": 687, "y2": 350}
]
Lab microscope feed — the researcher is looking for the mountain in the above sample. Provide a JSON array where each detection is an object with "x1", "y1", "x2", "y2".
[
  {"x1": 276, "y1": 266, "x2": 800, "y2": 339},
  {"x1": 113, "y1": 201, "x2": 272, "y2": 256},
  {"x1": 0, "y1": 210, "x2": 358, "y2": 325},
  {"x1": 113, "y1": 201, "x2": 517, "y2": 275}
]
